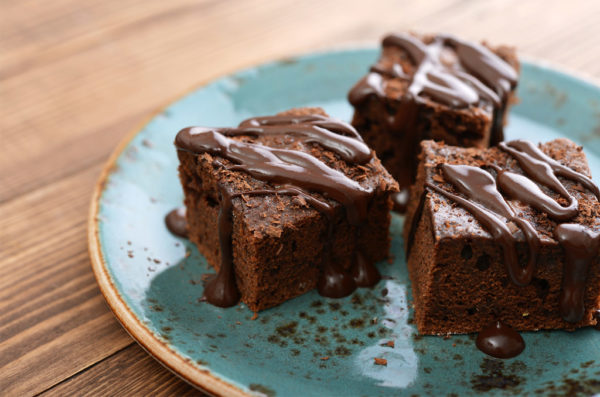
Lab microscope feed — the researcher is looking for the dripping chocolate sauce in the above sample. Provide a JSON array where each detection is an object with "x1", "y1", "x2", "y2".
[
  {"x1": 476, "y1": 321, "x2": 525, "y2": 359},
  {"x1": 173, "y1": 114, "x2": 384, "y2": 307},
  {"x1": 422, "y1": 139, "x2": 600, "y2": 357},
  {"x1": 348, "y1": 33, "x2": 518, "y2": 211},
  {"x1": 165, "y1": 207, "x2": 188, "y2": 238},
  {"x1": 554, "y1": 224, "x2": 600, "y2": 323}
]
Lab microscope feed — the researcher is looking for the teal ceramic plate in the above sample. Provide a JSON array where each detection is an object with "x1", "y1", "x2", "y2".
[{"x1": 89, "y1": 49, "x2": 600, "y2": 396}]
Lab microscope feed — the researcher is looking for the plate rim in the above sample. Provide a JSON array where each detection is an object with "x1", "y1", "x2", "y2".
[
  {"x1": 87, "y1": 48, "x2": 600, "y2": 396},
  {"x1": 87, "y1": 120, "x2": 249, "y2": 396}
]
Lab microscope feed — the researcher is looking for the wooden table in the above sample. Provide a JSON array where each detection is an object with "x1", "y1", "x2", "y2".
[{"x1": 2, "y1": 0, "x2": 599, "y2": 395}]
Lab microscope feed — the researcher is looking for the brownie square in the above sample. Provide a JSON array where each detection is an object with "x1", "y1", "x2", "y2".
[
  {"x1": 176, "y1": 107, "x2": 399, "y2": 311},
  {"x1": 348, "y1": 33, "x2": 520, "y2": 209},
  {"x1": 404, "y1": 139, "x2": 600, "y2": 334}
]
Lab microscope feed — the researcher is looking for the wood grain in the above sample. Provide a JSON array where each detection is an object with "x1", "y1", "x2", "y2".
[
  {"x1": 41, "y1": 344, "x2": 198, "y2": 396},
  {"x1": 1, "y1": 0, "x2": 599, "y2": 395},
  {"x1": 0, "y1": 165, "x2": 133, "y2": 396}
]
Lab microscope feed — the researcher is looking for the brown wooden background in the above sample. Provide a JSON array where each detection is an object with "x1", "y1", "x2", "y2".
[{"x1": 2, "y1": 0, "x2": 599, "y2": 395}]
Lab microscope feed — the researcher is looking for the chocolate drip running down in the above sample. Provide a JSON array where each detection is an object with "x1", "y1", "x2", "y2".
[
  {"x1": 348, "y1": 33, "x2": 518, "y2": 146},
  {"x1": 175, "y1": 115, "x2": 382, "y2": 307},
  {"x1": 425, "y1": 139, "x2": 600, "y2": 324},
  {"x1": 554, "y1": 224, "x2": 600, "y2": 323}
]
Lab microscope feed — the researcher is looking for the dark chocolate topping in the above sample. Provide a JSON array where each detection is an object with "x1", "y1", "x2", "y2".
[
  {"x1": 347, "y1": 73, "x2": 385, "y2": 108},
  {"x1": 202, "y1": 186, "x2": 240, "y2": 307},
  {"x1": 476, "y1": 321, "x2": 525, "y2": 359},
  {"x1": 428, "y1": 164, "x2": 539, "y2": 287},
  {"x1": 503, "y1": 140, "x2": 600, "y2": 201},
  {"x1": 496, "y1": 169, "x2": 578, "y2": 221},
  {"x1": 426, "y1": 140, "x2": 599, "y2": 322},
  {"x1": 554, "y1": 224, "x2": 600, "y2": 323},
  {"x1": 175, "y1": 114, "x2": 383, "y2": 307},
  {"x1": 165, "y1": 207, "x2": 188, "y2": 238},
  {"x1": 446, "y1": 36, "x2": 517, "y2": 101},
  {"x1": 352, "y1": 250, "x2": 382, "y2": 287},
  {"x1": 177, "y1": 128, "x2": 372, "y2": 223},
  {"x1": 240, "y1": 114, "x2": 364, "y2": 140},
  {"x1": 182, "y1": 114, "x2": 372, "y2": 165},
  {"x1": 353, "y1": 33, "x2": 517, "y2": 107},
  {"x1": 348, "y1": 33, "x2": 517, "y2": 144}
]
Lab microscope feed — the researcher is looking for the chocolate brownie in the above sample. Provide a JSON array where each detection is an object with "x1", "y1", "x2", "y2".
[
  {"x1": 404, "y1": 139, "x2": 600, "y2": 335},
  {"x1": 348, "y1": 33, "x2": 519, "y2": 211},
  {"x1": 175, "y1": 107, "x2": 399, "y2": 311}
]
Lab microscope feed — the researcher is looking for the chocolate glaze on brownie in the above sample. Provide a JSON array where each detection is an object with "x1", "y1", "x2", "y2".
[
  {"x1": 175, "y1": 108, "x2": 398, "y2": 309},
  {"x1": 349, "y1": 33, "x2": 519, "y2": 209},
  {"x1": 404, "y1": 139, "x2": 600, "y2": 334}
]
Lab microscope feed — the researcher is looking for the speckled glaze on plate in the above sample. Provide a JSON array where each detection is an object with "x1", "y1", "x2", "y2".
[{"x1": 89, "y1": 49, "x2": 600, "y2": 396}]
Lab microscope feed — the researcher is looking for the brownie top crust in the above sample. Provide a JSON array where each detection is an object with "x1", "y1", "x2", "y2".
[
  {"x1": 175, "y1": 107, "x2": 398, "y2": 307},
  {"x1": 176, "y1": 108, "x2": 398, "y2": 226},
  {"x1": 349, "y1": 33, "x2": 519, "y2": 144},
  {"x1": 409, "y1": 138, "x2": 599, "y2": 323}
]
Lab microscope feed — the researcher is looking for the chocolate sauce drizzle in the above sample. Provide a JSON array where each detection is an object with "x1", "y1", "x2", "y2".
[
  {"x1": 424, "y1": 139, "x2": 600, "y2": 324},
  {"x1": 427, "y1": 164, "x2": 539, "y2": 287},
  {"x1": 348, "y1": 33, "x2": 518, "y2": 145},
  {"x1": 175, "y1": 114, "x2": 383, "y2": 307}
]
